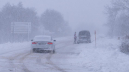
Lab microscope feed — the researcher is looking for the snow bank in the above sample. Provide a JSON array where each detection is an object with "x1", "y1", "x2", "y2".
[
  {"x1": 0, "y1": 42, "x2": 31, "y2": 55},
  {"x1": 73, "y1": 37, "x2": 129, "y2": 72}
]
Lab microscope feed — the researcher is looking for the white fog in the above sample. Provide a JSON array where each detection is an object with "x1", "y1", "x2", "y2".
[{"x1": 0, "y1": 0, "x2": 129, "y2": 72}]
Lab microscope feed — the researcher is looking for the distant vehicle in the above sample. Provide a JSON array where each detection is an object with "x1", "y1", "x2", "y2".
[
  {"x1": 31, "y1": 35, "x2": 56, "y2": 53},
  {"x1": 77, "y1": 30, "x2": 91, "y2": 44}
]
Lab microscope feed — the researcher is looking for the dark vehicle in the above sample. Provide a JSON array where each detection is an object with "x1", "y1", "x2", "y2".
[{"x1": 77, "y1": 30, "x2": 91, "y2": 44}]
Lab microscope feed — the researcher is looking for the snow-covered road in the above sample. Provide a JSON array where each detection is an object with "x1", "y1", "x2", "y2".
[{"x1": 0, "y1": 36, "x2": 129, "y2": 72}]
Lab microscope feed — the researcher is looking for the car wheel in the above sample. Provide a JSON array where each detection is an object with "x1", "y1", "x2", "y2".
[
  {"x1": 50, "y1": 50, "x2": 55, "y2": 54},
  {"x1": 53, "y1": 50, "x2": 55, "y2": 53},
  {"x1": 33, "y1": 48, "x2": 37, "y2": 53}
]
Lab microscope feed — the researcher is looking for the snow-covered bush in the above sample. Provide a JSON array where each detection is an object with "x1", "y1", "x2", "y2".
[{"x1": 120, "y1": 35, "x2": 129, "y2": 54}]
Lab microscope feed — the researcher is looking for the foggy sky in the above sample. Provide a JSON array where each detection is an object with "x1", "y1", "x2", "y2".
[{"x1": 0, "y1": 0, "x2": 111, "y2": 34}]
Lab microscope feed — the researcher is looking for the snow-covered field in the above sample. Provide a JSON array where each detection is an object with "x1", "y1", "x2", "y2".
[{"x1": 0, "y1": 36, "x2": 129, "y2": 72}]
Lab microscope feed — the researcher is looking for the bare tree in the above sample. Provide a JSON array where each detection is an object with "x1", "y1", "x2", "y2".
[
  {"x1": 106, "y1": 0, "x2": 129, "y2": 37},
  {"x1": 40, "y1": 9, "x2": 71, "y2": 37},
  {"x1": 0, "y1": 2, "x2": 39, "y2": 43}
]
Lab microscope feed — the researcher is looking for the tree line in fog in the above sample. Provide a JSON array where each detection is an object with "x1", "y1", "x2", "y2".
[
  {"x1": 0, "y1": 2, "x2": 71, "y2": 43},
  {"x1": 106, "y1": 0, "x2": 129, "y2": 37}
]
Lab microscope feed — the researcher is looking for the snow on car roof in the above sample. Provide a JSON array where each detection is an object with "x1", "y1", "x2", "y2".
[{"x1": 34, "y1": 35, "x2": 52, "y2": 41}]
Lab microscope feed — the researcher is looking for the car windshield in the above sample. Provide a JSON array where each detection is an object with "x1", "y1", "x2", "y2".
[
  {"x1": 34, "y1": 36, "x2": 51, "y2": 41},
  {"x1": 79, "y1": 31, "x2": 90, "y2": 37}
]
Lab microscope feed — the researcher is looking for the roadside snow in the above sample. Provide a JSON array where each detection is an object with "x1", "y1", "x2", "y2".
[
  {"x1": 69, "y1": 37, "x2": 129, "y2": 72},
  {"x1": 0, "y1": 42, "x2": 31, "y2": 55},
  {"x1": 0, "y1": 42, "x2": 31, "y2": 72}
]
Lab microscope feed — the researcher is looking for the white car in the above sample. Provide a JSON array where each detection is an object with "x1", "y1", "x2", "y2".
[{"x1": 31, "y1": 35, "x2": 56, "y2": 53}]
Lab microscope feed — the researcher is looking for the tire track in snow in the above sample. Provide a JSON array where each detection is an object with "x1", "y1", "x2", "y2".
[
  {"x1": 2, "y1": 39, "x2": 76, "y2": 72},
  {"x1": 46, "y1": 54, "x2": 67, "y2": 72},
  {"x1": 36, "y1": 54, "x2": 54, "y2": 69},
  {"x1": 0, "y1": 50, "x2": 30, "y2": 72},
  {"x1": 43, "y1": 40, "x2": 74, "y2": 72},
  {"x1": 18, "y1": 52, "x2": 32, "y2": 72},
  {"x1": 35, "y1": 40, "x2": 73, "y2": 72},
  {"x1": 7, "y1": 51, "x2": 32, "y2": 72}
]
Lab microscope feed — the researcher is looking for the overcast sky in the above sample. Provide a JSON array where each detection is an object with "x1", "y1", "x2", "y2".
[{"x1": 0, "y1": 0, "x2": 111, "y2": 34}]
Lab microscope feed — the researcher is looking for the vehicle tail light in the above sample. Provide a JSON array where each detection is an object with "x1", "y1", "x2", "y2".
[
  {"x1": 48, "y1": 42, "x2": 53, "y2": 44},
  {"x1": 32, "y1": 42, "x2": 37, "y2": 44}
]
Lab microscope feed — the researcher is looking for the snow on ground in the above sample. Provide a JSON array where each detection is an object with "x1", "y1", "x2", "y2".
[
  {"x1": 0, "y1": 36, "x2": 129, "y2": 72},
  {"x1": 0, "y1": 42, "x2": 30, "y2": 54},
  {"x1": 66, "y1": 37, "x2": 129, "y2": 72},
  {"x1": 0, "y1": 42, "x2": 31, "y2": 72}
]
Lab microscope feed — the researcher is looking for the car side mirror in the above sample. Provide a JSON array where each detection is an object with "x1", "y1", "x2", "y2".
[
  {"x1": 31, "y1": 39, "x2": 33, "y2": 41},
  {"x1": 53, "y1": 40, "x2": 56, "y2": 42}
]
